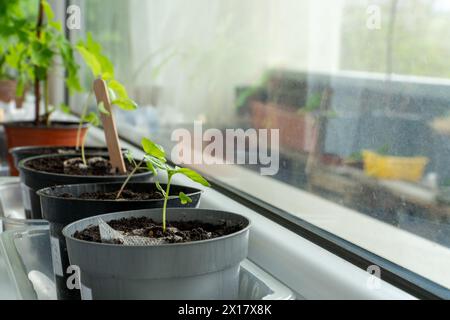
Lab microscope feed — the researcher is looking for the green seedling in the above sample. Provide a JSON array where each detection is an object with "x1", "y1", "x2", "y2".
[
  {"x1": 117, "y1": 137, "x2": 210, "y2": 232},
  {"x1": 75, "y1": 32, "x2": 137, "y2": 166}
]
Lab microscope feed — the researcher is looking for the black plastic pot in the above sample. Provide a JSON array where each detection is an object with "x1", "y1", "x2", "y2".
[
  {"x1": 38, "y1": 182, "x2": 203, "y2": 300},
  {"x1": 10, "y1": 146, "x2": 127, "y2": 171},
  {"x1": 18, "y1": 154, "x2": 152, "y2": 220}
]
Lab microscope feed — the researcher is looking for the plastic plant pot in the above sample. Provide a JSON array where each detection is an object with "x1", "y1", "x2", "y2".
[
  {"x1": 63, "y1": 208, "x2": 250, "y2": 300},
  {"x1": 10, "y1": 146, "x2": 127, "y2": 172},
  {"x1": 37, "y1": 182, "x2": 203, "y2": 300},
  {"x1": 18, "y1": 154, "x2": 153, "y2": 219}
]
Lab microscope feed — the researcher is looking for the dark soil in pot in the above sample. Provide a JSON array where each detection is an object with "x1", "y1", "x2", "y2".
[
  {"x1": 74, "y1": 216, "x2": 244, "y2": 244},
  {"x1": 10, "y1": 146, "x2": 126, "y2": 170},
  {"x1": 18, "y1": 154, "x2": 152, "y2": 220},
  {"x1": 25, "y1": 155, "x2": 136, "y2": 176},
  {"x1": 37, "y1": 182, "x2": 202, "y2": 300},
  {"x1": 63, "y1": 208, "x2": 250, "y2": 300},
  {"x1": 62, "y1": 189, "x2": 163, "y2": 200}
]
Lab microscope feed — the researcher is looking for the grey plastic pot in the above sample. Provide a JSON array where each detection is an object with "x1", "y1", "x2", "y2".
[
  {"x1": 37, "y1": 182, "x2": 202, "y2": 300},
  {"x1": 63, "y1": 208, "x2": 251, "y2": 300},
  {"x1": 18, "y1": 154, "x2": 152, "y2": 219}
]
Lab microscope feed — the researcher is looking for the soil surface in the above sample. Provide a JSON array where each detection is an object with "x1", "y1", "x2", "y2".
[
  {"x1": 4, "y1": 121, "x2": 82, "y2": 129},
  {"x1": 74, "y1": 216, "x2": 245, "y2": 244},
  {"x1": 20, "y1": 147, "x2": 108, "y2": 155},
  {"x1": 25, "y1": 156, "x2": 136, "y2": 176},
  {"x1": 60, "y1": 189, "x2": 163, "y2": 200}
]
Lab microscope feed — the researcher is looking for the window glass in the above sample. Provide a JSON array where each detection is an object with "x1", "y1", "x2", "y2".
[{"x1": 71, "y1": 0, "x2": 450, "y2": 291}]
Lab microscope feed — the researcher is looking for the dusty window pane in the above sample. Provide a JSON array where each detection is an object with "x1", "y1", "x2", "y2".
[{"x1": 73, "y1": 0, "x2": 450, "y2": 290}]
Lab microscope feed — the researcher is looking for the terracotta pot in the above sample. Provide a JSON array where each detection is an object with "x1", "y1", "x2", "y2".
[
  {"x1": 250, "y1": 101, "x2": 318, "y2": 153},
  {"x1": 0, "y1": 80, "x2": 25, "y2": 108},
  {"x1": 3, "y1": 121, "x2": 89, "y2": 176}
]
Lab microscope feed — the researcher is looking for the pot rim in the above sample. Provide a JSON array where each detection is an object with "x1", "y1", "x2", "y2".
[
  {"x1": 37, "y1": 182, "x2": 203, "y2": 203},
  {"x1": 10, "y1": 145, "x2": 115, "y2": 154},
  {"x1": 2, "y1": 120, "x2": 89, "y2": 129},
  {"x1": 62, "y1": 208, "x2": 251, "y2": 248},
  {"x1": 18, "y1": 153, "x2": 151, "y2": 179}
]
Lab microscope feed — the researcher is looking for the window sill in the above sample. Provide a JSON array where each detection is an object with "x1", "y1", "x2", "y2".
[{"x1": 87, "y1": 127, "x2": 416, "y2": 299}]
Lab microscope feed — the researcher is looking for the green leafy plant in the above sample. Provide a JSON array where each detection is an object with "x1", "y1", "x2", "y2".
[
  {"x1": 3, "y1": 0, "x2": 82, "y2": 125},
  {"x1": 117, "y1": 137, "x2": 210, "y2": 232},
  {"x1": 0, "y1": 0, "x2": 35, "y2": 81},
  {"x1": 74, "y1": 32, "x2": 138, "y2": 165}
]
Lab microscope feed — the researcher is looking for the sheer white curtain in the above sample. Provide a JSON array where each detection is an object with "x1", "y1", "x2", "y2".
[
  {"x1": 126, "y1": 0, "x2": 273, "y2": 124},
  {"x1": 72, "y1": 0, "x2": 343, "y2": 124}
]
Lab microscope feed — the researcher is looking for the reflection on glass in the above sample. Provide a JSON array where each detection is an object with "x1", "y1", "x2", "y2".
[{"x1": 72, "y1": 0, "x2": 450, "y2": 289}]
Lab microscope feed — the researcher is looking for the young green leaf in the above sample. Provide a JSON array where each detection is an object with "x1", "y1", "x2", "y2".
[
  {"x1": 98, "y1": 55, "x2": 114, "y2": 80},
  {"x1": 146, "y1": 156, "x2": 168, "y2": 171},
  {"x1": 125, "y1": 150, "x2": 134, "y2": 164},
  {"x1": 179, "y1": 192, "x2": 192, "y2": 205},
  {"x1": 76, "y1": 44, "x2": 101, "y2": 77},
  {"x1": 108, "y1": 79, "x2": 128, "y2": 99},
  {"x1": 175, "y1": 168, "x2": 210, "y2": 187},
  {"x1": 145, "y1": 160, "x2": 157, "y2": 175},
  {"x1": 83, "y1": 33, "x2": 114, "y2": 80},
  {"x1": 111, "y1": 98, "x2": 138, "y2": 111},
  {"x1": 86, "y1": 32, "x2": 102, "y2": 55},
  {"x1": 97, "y1": 101, "x2": 110, "y2": 115},
  {"x1": 41, "y1": 0, "x2": 55, "y2": 21},
  {"x1": 59, "y1": 103, "x2": 71, "y2": 115},
  {"x1": 49, "y1": 21, "x2": 62, "y2": 32},
  {"x1": 107, "y1": 87, "x2": 117, "y2": 101},
  {"x1": 141, "y1": 137, "x2": 166, "y2": 159},
  {"x1": 83, "y1": 112, "x2": 100, "y2": 126}
]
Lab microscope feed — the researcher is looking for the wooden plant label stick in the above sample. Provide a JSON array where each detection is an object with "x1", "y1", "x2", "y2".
[{"x1": 93, "y1": 78, "x2": 127, "y2": 174}]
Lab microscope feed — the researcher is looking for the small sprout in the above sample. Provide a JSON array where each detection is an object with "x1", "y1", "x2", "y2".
[
  {"x1": 125, "y1": 150, "x2": 134, "y2": 164},
  {"x1": 83, "y1": 112, "x2": 100, "y2": 126},
  {"x1": 116, "y1": 137, "x2": 210, "y2": 232},
  {"x1": 75, "y1": 33, "x2": 137, "y2": 165},
  {"x1": 179, "y1": 192, "x2": 192, "y2": 205}
]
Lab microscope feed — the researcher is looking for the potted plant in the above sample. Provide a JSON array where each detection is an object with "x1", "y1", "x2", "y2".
[
  {"x1": 2, "y1": 1, "x2": 137, "y2": 175},
  {"x1": 62, "y1": 137, "x2": 250, "y2": 300},
  {"x1": 18, "y1": 152, "x2": 152, "y2": 219},
  {"x1": 9, "y1": 29, "x2": 138, "y2": 174},
  {"x1": 0, "y1": 0, "x2": 30, "y2": 108},
  {"x1": 17, "y1": 48, "x2": 146, "y2": 221},
  {"x1": 36, "y1": 138, "x2": 204, "y2": 300},
  {"x1": 1, "y1": 0, "x2": 89, "y2": 175}
]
